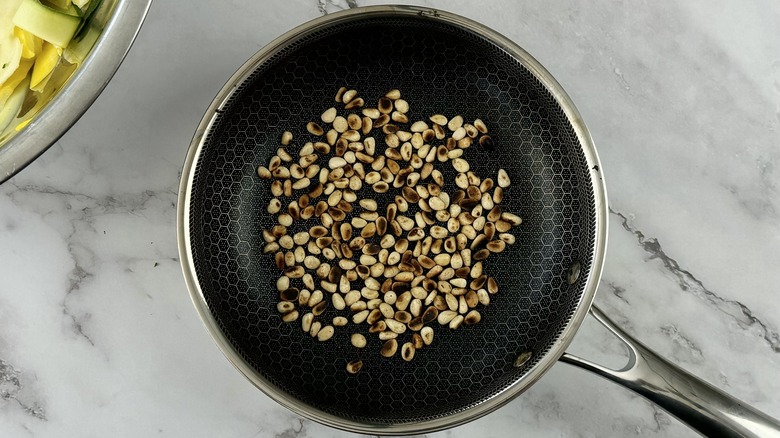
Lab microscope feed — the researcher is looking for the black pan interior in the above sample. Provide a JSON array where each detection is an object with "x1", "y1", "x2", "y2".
[{"x1": 188, "y1": 14, "x2": 596, "y2": 424}]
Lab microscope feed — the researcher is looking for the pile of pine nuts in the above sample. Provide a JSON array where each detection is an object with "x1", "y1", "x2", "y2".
[{"x1": 258, "y1": 88, "x2": 520, "y2": 374}]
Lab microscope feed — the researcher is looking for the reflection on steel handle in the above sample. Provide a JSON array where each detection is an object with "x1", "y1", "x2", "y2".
[{"x1": 561, "y1": 305, "x2": 780, "y2": 438}]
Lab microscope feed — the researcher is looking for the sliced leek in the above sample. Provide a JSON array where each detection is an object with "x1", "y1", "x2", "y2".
[
  {"x1": 45, "y1": 0, "x2": 73, "y2": 10},
  {"x1": 0, "y1": 59, "x2": 33, "y2": 105},
  {"x1": 1, "y1": 0, "x2": 95, "y2": 142},
  {"x1": 0, "y1": 76, "x2": 30, "y2": 133},
  {"x1": 14, "y1": 27, "x2": 41, "y2": 59},
  {"x1": 13, "y1": 0, "x2": 80, "y2": 48},
  {"x1": 30, "y1": 42, "x2": 61, "y2": 91},
  {"x1": 0, "y1": 0, "x2": 24, "y2": 84}
]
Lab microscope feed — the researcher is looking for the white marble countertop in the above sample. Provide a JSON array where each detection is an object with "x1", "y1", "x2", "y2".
[{"x1": 2, "y1": 0, "x2": 779, "y2": 436}]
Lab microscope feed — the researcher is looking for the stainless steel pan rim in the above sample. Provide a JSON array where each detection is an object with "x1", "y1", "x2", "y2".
[{"x1": 177, "y1": 5, "x2": 607, "y2": 435}]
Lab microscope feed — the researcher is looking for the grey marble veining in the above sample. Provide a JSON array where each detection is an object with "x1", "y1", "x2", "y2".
[{"x1": 0, "y1": 0, "x2": 778, "y2": 436}]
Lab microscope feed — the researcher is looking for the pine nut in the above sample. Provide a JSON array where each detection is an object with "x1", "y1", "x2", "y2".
[
  {"x1": 351, "y1": 333, "x2": 367, "y2": 348},
  {"x1": 401, "y1": 342, "x2": 416, "y2": 361},
  {"x1": 380, "y1": 339, "x2": 398, "y2": 357},
  {"x1": 261, "y1": 88, "x2": 528, "y2": 361},
  {"x1": 317, "y1": 325, "x2": 334, "y2": 341}
]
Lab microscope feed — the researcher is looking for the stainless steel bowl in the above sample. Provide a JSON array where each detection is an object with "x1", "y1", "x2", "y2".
[{"x1": 0, "y1": 0, "x2": 152, "y2": 183}]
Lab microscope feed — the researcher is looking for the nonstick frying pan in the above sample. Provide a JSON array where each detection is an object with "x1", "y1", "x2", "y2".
[{"x1": 177, "y1": 6, "x2": 780, "y2": 437}]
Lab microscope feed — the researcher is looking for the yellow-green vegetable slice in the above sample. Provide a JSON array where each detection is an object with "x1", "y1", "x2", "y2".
[
  {"x1": 0, "y1": 76, "x2": 30, "y2": 133},
  {"x1": 13, "y1": 0, "x2": 80, "y2": 48},
  {"x1": 0, "y1": 0, "x2": 24, "y2": 84}
]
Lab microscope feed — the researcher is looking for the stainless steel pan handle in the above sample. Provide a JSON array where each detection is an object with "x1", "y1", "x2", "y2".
[{"x1": 561, "y1": 305, "x2": 780, "y2": 438}]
